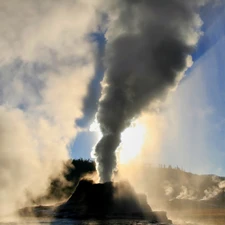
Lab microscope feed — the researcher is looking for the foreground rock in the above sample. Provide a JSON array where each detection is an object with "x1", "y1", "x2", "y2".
[{"x1": 56, "y1": 180, "x2": 172, "y2": 223}]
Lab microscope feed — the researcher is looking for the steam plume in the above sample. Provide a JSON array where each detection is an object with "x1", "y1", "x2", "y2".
[
  {"x1": 95, "y1": 0, "x2": 207, "y2": 182},
  {"x1": 0, "y1": 0, "x2": 102, "y2": 216}
]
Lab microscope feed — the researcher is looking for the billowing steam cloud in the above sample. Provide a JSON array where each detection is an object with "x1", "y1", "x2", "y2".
[
  {"x1": 0, "y1": 0, "x2": 102, "y2": 216},
  {"x1": 94, "y1": 0, "x2": 207, "y2": 182}
]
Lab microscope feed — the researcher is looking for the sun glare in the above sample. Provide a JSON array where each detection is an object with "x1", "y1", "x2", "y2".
[
  {"x1": 90, "y1": 119, "x2": 146, "y2": 163},
  {"x1": 118, "y1": 121, "x2": 146, "y2": 164}
]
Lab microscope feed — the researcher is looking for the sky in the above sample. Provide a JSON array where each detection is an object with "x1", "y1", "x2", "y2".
[
  {"x1": 155, "y1": 3, "x2": 225, "y2": 175},
  {"x1": 72, "y1": 2, "x2": 225, "y2": 176}
]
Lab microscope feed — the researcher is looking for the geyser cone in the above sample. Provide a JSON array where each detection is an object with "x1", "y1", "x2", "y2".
[{"x1": 56, "y1": 180, "x2": 170, "y2": 222}]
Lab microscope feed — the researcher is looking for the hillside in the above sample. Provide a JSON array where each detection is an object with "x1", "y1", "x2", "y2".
[{"x1": 36, "y1": 159, "x2": 225, "y2": 210}]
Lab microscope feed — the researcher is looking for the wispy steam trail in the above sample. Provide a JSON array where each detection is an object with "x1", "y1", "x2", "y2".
[{"x1": 95, "y1": 0, "x2": 208, "y2": 182}]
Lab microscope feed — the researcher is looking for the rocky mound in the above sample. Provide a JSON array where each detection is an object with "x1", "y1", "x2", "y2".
[{"x1": 56, "y1": 180, "x2": 171, "y2": 223}]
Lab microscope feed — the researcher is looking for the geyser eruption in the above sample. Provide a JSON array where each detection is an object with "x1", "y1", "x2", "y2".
[{"x1": 94, "y1": 0, "x2": 207, "y2": 182}]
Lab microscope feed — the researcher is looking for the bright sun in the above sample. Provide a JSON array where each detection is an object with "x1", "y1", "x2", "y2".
[
  {"x1": 118, "y1": 121, "x2": 146, "y2": 164},
  {"x1": 90, "y1": 119, "x2": 146, "y2": 163}
]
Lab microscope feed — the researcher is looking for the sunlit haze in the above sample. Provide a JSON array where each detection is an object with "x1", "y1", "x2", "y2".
[{"x1": 118, "y1": 121, "x2": 146, "y2": 164}]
